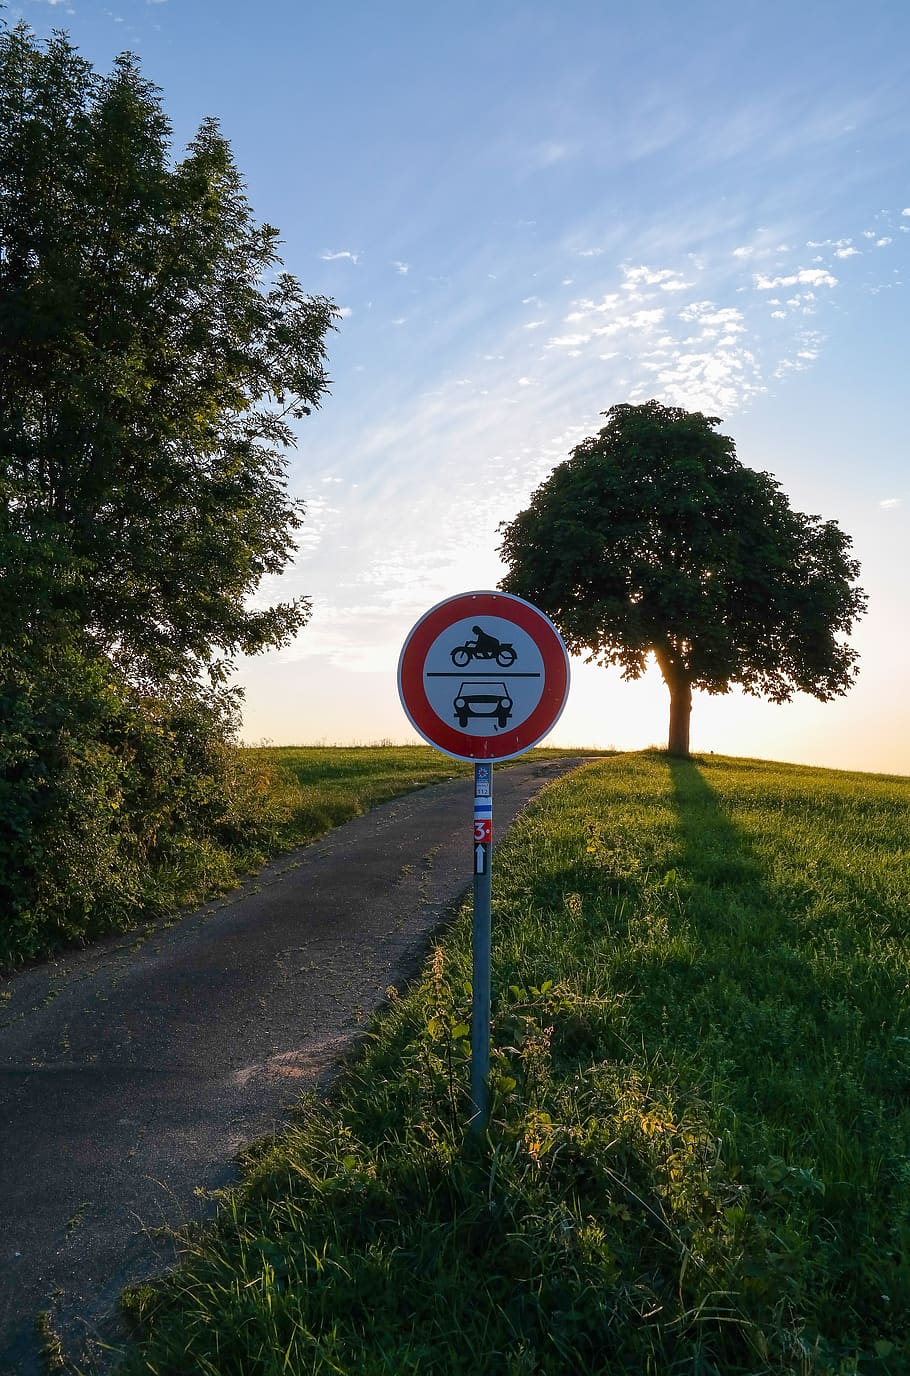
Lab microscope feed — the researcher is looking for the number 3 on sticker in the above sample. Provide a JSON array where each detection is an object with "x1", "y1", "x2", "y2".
[{"x1": 474, "y1": 820, "x2": 491, "y2": 843}]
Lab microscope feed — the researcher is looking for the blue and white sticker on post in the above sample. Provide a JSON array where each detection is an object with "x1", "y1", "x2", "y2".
[
  {"x1": 473, "y1": 798, "x2": 492, "y2": 844},
  {"x1": 474, "y1": 791, "x2": 492, "y2": 872}
]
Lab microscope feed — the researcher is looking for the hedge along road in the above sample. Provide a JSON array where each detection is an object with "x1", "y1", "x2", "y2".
[{"x1": 0, "y1": 756, "x2": 586, "y2": 1374}]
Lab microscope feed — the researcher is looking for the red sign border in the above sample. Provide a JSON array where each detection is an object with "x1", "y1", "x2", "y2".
[{"x1": 397, "y1": 591, "x2": 570, "y2": 761}]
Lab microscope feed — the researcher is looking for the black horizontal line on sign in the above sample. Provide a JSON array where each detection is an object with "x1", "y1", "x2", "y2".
[{"x1": 425, "y1": 672, "x2": 543, "y2": 678}]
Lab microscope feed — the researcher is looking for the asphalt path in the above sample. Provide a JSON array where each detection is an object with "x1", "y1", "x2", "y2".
[{"x1": 0, "y1": 757, "x2": 584, "y2": 1374}]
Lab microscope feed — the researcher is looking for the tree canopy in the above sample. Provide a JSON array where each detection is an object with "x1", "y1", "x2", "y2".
[
  {"x1": 0, "y1": 23, "x2": 335, "y2": 688},
  {"x1": 498, "y1": 400, "x2": 866, "y2": 756},
  {"x1": 0, "y1": 25, "x2": 336, "y2": 963}
]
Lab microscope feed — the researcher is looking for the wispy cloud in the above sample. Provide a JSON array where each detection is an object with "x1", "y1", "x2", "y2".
[
  {"x1": 565, "y1": 294, "x2": 620, "y2": 320},
  {"x1": 392, "y1": 260, "x2": 409, "y2": 275},
  {"x1": 622, "y1": 265, "x2": 694, "y2": 293},
  {"x1": 530, "y1": 140, "x2": 573, "y2": 168},
  {"x1": 773, "y1": 330, "x2": 823, "y2": 378},
  {"x1": 546, "y1": 307, "x2": 666, "y2": 352},
  {"x1": 880, "y1": 497, "x2": 902, "y2": 509},
  {"x1": 755, "y1": 268, "x2": 838, "y2": 289},
  {"x1": 321, "y1": 250, "x2": 360, "y2": 264},
  {"x1": 678, "y1": 302, "x2": 745, "y2": 335}
]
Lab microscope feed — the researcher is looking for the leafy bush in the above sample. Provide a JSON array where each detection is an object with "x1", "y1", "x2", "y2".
[{"x1": 0, "y1": 642, "x2": 293, "y2": 969}]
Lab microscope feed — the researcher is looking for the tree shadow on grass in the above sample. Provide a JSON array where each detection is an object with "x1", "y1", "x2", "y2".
[
  {"x1": 661, "y1": 754, "x2": 837, "y2": 1055},
  {"x1": 665, "y1": 755, "x2": 770, "y2": 899},
  {"x1": 663, "y1": 753, "x2": 909, "y2": 1202},
  {"x1": 661, "y1": 756, "x2": 910, "y2": 1356}
]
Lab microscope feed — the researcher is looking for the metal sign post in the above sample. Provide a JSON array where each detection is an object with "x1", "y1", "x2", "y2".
[
  {"x1": 397, "y1": 592, "x2": 570, "y2": 1136},
  {"x1": 471, "y1": 763, "x2": 492, "y2": 1131}
]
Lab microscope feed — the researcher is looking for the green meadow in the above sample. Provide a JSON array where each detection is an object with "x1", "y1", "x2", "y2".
[
  {"x1": 120, "y1": 752, "x2": 910, "y2": 1375},
  {"x1": 249, "y1": 744, "x2": 603, "y2": 848},
  {"x1": 244, "y1": 743, "x2": 472, "y2": 845}
]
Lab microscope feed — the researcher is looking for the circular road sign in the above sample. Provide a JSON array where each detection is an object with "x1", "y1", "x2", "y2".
[{"x1": 398, "y1": 590, "x2": 570, "y2": 762}]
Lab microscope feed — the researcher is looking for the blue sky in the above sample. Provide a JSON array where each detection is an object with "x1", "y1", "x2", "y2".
[{"x1": 14, "y1": 0, "x2": 910, "y2": 772}]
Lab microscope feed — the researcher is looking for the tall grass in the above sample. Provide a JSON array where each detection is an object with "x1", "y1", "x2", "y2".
[
  {"x1": 120, "y1": 753, "x2": 910, "y2": 1375},
  {"x1": 244, "y1": 745, "x2": 469, "y2": 847}
]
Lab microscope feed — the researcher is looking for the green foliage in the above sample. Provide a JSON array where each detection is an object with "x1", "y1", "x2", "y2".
[
  {"x1": 118, "y1": 754, "x2": 910, "y2": 1375},
  {"x1": 498, "y1": 401, "x2": 866, "y2": 754},
  {"x1": 0, "y1": 22, "x2": 335, "y2": 687},
  {"x1": 0, "y1": 24, "x2": 337, "y2": 961},
  {"x1": 0, "y1": 641, "x2": 294, "y2": 967}
]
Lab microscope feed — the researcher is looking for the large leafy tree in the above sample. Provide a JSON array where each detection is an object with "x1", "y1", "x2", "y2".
[
  {"x1": 498, "y1": 400, "x2": 866, "y2": 757},
  {"x1": 0, "y1": 26, "x2": 336, "y2": 962},
  {"x1": 0, "y1": 24, "x2": 335, "y2": 687}
]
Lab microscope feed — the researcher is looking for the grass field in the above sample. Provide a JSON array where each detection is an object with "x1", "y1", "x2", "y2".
[
  {"x1": 248, "y1": 744, "x2": 471, "y2": 850},
  {"x1": 251, "y1": 744, "x2": 604, "y2": 851},
  {"x1": 120, "y1": 752, "x2": 910, "y2": 1375}
]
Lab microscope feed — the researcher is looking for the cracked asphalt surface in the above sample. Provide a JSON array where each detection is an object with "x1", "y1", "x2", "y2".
[{"x1": 0, "y1": 757, "x2": 584, "y2": 1374}]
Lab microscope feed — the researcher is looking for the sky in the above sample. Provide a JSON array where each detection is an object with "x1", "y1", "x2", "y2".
[{"x1": 13, "y1": 0, "x2": 910, "y2": 775}]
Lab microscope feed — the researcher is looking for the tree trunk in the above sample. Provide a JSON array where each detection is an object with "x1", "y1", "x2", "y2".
[
  {"x1": 654, "y1": 644, "x2": 692, "y2": 757},
  {"x1": 667, "y1": 677, "x2": 692, "y2": 758}
]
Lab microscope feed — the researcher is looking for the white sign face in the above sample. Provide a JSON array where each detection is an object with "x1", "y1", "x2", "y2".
[{"x1": 421, "y1": 614, "x2": 545, "y2": 740}]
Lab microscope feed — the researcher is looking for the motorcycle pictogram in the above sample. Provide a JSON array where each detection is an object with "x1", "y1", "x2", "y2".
[{"x1": 450, "y1": 624, "x2": 517, "y2": 668}]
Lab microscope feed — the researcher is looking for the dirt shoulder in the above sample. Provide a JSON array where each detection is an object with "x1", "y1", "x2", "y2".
[{"x1": 0, "y1": 757, "x2": 585, "y2": 1374}]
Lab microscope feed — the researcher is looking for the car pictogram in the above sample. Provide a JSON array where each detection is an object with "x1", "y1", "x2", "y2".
[{"x1": 453, "y1": 681, "x2": 513, "y2": 730}]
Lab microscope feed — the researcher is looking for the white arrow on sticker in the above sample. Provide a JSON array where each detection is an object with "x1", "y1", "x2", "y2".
[{"x1": 475, "y1": 844, "x2": 485, "y2": 873}]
